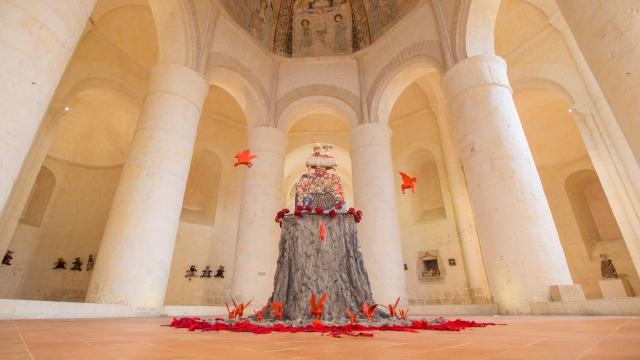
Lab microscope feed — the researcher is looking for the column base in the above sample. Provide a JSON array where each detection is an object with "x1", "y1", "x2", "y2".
[{"x1": 550, "y1": 285, "x2": 586, "y2": 302}]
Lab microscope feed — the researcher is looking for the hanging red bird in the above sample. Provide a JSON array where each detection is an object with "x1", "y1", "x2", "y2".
[
  {"x1": 271, "y1": 302, "x2": 284, "y2": 321},
  {"x1": 254, "y1": 305, "x2": 269, "y2": 323},
  {"x1": 309, "y1": 292, "x2": 327, "y2": 321},
  {"x1": 361, "y1": 302, "x2": 378, "y2": 321},
  {"x1": 319, "y1": 220, "x2": 326, "y2": 241},
  {"x1": 399, "y1": 172, "x2": 417, "y2": 194},
  {"x1": 383, "y1": 297, "x2": 401, "y2": 318},
  {"x1": 345, "y1": 308, "x2": 357, "y2": 324},
  {"x1": 234, "y1": 149, "x2": 257, "y2": 168}
]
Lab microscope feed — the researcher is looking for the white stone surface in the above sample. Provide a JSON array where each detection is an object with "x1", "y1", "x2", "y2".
[
  {"x1": 162, "y1": 305, "x2": 226, "y2": 318},
  {"x1": 230, "y1": 126, "x2": 288, "y2": 303},
  {"x1": 550, "y1": 285, "x2": 586, "y2": 302},
  {"x1": 531, "y1": 298, "x2": 640, "y2": 316},
  {"x1": 86, "y1": 64, "x2": 208, "y2": 311},
  {"x1": 0, "y1": 0, "x2": 96, "y2": 257},
  {"x1": 350, "y1": 123, "x2": 408, "y2": 305},
  {"x1": 409, "y1": 303, "x2": 498, "y2": 316},
  {"x1": 0, "y1": 299, "x2": 156, "y2": 320},
  {"x1": 442, "y1": 54, "x2": 573, "y2": 314},
  {"x1": 599, "y1": 279, "x2": 629, "y2": 300}
]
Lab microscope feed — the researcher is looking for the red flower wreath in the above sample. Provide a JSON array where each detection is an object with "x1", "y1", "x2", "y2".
[
  {"x1": 328, "y1": 209, "x2": 337, "y2": 218},
  {"x1": 315, "y1": 207, "x2": 324, "y2": 215}
]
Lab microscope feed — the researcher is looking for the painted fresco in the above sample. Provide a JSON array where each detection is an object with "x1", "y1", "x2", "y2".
[{"x1": 220, "y1": 0, "x2": 418, "y2": 57}]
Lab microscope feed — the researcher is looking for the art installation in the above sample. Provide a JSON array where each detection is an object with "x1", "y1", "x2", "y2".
[
  {"x1": 399, "y1": 171, "x2": 417, "y2": 194},
  {"x1": 185, "y1": 265, "x2": 198, "y2": 281},
  {"x1": 52, "y1": 258, "x2": 66, "y2": 269},
  {"x1": 169, "y1": 144, "x2": 498, "y2": 337},
  {"x1": 234, "y1": 149, "x2": 257, "y2": 168},
  {"x1": 201, "y1": 265, "x2": 213, "y2": 278},
  {"x1": 70, "y1": 257, "x2": 83, "y2": 271},
  {"x1": 600, "y1": 254, "x2": 618, "y2": 279},
  {"x1": 2, "y1": 250, "x2": 13, "y2": 266},
  {"x1": 86, "y1": 255, "x2": 95, "y2": 271},
  {"x1": 214, "y1": 265, "x2": 225, "y2": 278}
]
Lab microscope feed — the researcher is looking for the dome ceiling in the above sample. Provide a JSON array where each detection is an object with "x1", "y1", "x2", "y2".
[{"x1": 220, "y1": 0, "x2": 418, "y2": 57}]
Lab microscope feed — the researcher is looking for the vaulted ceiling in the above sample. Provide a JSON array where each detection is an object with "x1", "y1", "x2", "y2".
[{"x1": 220, "y1": 0, "x2": 419, "y2": 57}]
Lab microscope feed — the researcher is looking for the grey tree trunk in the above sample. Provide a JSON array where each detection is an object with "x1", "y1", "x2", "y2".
[{"x1": 269, "y1": 214, "x2": 377, "y2": 321}]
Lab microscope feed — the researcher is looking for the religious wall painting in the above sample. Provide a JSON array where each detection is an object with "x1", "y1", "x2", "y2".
[{"x1": 293, "y1": 0, "x2": 353, "y2": 56}]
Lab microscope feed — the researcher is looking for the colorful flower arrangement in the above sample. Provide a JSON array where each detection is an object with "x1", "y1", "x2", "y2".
[{"x1": 275, "y1": 203, "x2": 363, "y2": 225}]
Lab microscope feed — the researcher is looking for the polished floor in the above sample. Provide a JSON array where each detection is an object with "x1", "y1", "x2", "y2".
[{"x1": 0, "y1": 316, "x2": 638, "y2": 359}]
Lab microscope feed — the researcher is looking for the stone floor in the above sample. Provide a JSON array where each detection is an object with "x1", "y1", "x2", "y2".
[{"x1": 0, "y1": 316, "x2": 638, "y2": 359}]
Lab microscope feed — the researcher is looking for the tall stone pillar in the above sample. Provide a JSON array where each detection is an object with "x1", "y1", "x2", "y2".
[
  {"x1": 442, "y1": 55, "x2": 573, "y2": 313},
  {"x1": 230, "y1": 127, "x2": 287, "y2": 303},
  {"x1": 431, "y1": 92, "x2": 492, "y2": 304},
  {"x1": 349, "y1": 123, "x2": 407, "y2": 305},
  {"x1": 0, "y1": 0, "x2": 95, "y2": 255},
  {"x1": 556, "y1": 0, "x2": 640, "y2": 163},
  {"x1": 86, "y1": 64, "x2": 208, "y2": 311}
]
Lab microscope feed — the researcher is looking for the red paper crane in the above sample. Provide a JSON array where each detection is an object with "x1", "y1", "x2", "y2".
[
  {"x1": 399, "y1": 172, "x2": 417, "y2": 194},
  {"x1": 309, "y1": 292, "x2": 327, "y2": 321},
  {"x1": 271, "y1": 302, "x2": 284, "y2": 321},
  {"x1": 361, "y1": 302, "x2": 378, "y2": 321},
  {"x1": 254, "y1": 305, "x2": 269, "y2": 323},
  {"x1": 319, "y1": 220, "x2": 326, "y2": 241},
  {"x1": 231, "y1": 297, "x2": 252, "y2": 319},
  {"x1": 383, "y1": 297, "x2": 401, "y2": 318},
  {"x1": 225, "y1": 303, "x2": 236, "y2": 320},
  {"x1": 345, "y1": 308, "x2": 357, "y2": 324},
  {"x1": 399, "y1": 308, "x2": 409, "y2": 320},
  {"x1": 234, "y1": 149, "x2": 257, "y2": 168}
]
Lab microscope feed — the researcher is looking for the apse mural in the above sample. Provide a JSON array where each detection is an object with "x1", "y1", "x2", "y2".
[{"x1": 220, "y1": 0, "x2": 418, "y2": 57}]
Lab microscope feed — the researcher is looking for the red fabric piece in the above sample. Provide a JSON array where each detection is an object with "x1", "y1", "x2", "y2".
[{"x1": 168, "y1": 317, "x2": 498, "y2": 338}]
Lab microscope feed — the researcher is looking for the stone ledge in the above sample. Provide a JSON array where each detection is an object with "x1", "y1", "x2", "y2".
[
  {"x1": 0, "y1": 299, "x2": 160, "y2": 320},
  {"x1": 162, "y1": 305, "x2": 226, "y2": 317},
  {"x1": 531, "y1": 298, "x2": 640, "y2": 316},
  {"x1": 409, "y1": 304, "x2": 499, "y2": 316}
]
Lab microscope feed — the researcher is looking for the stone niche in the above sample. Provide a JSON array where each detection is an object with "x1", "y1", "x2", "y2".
[{"x1": 416, "y1": 250, "x2": 444, "y2": 281}]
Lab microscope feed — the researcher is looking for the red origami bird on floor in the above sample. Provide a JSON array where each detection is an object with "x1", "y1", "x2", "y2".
[
  {"x1": 399, "y1": 308, "x2": 409, "y2": 320},
  {"x1": 231, "y1": 297, "x2": 252, "y2": 319},
  {"x1": 309, "y1": 292, "x2": 327, "y2": 321},
  {"x1": 345, "y1": 308, "x2": 357, "y2": 324},
  {"x1": 361, "y1": 302, "x2": 378, "y2": 321},
  {"x1": 254, "y1": 305, "x2": 269, "y2": 323},
  {"x1": 225, "y1": 303, "x2": 236, "y2": 320},
  {"x1": 234, "y1": 149, "x2": 257, "y2": 168},
  {"x1": 383, "y1": 297, "x2": 401, "y2": 318},
  {"x1": 399, "y1": 172, "x2": 417, "y2": 194},
  {"x1": 271, "y1": 302, "x2": 284, "y2": 321}
]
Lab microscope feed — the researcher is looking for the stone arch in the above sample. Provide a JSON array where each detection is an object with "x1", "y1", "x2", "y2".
[
  {"x1": 367, "y1": 40, "x2": 442, "y2": 122},
  {"x1": 147, "y1": 0, "x2": 199, "y2": 68},
  {"x1": 451, "y1": 0, "x2": 502, "y2": 60},
  {"x1": 206, "y1": 57, "x2": 271, "y2": 129},
  {"x1": 276, "y1": 85, "x2": 361, "y2": 129},
  {"x1": 369, "y1": 53, "x2": 442, "y2": 125},
  {"x1": 508, "y1": 64, "x2": 589, "y2": 109},
  {"x1": 20, "y1": 167, "x2": 56, "y2": 228},
  {"x1": 277, "y1": 95, "x2": 359, "y2": 133}
]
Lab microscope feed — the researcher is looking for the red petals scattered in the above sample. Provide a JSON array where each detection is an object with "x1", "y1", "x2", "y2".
[{"x1": 168, "y1": 317, "x2": 497, "y2": 338}]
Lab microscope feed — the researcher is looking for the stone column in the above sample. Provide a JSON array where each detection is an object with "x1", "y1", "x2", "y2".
[
  {"x1": 230, "y1": 127, "x2": 287, "y2": 303},
  {"x1": 349, "y1": 123, "x2": 407, "y2": 305},
  {"x1": 556, "y1": 0, "x2": 640, "y2": 163},
  {"x1": 442, "y1": 54, "x2": 573, "y2": 313},
  {"x1": 86, "y1": 64, "x2": 208, "y2": 311},
  {"x1": 431, "y1": 91, "x2": 492, "y2": 304},
  {"x1": 0, "y1": 0, "x2": 95, "y2": 255}
]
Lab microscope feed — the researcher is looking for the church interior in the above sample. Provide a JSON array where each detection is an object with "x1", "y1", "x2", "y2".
[{"x1": 1, "y1": 0, "x2": 639, "y2": 358}]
